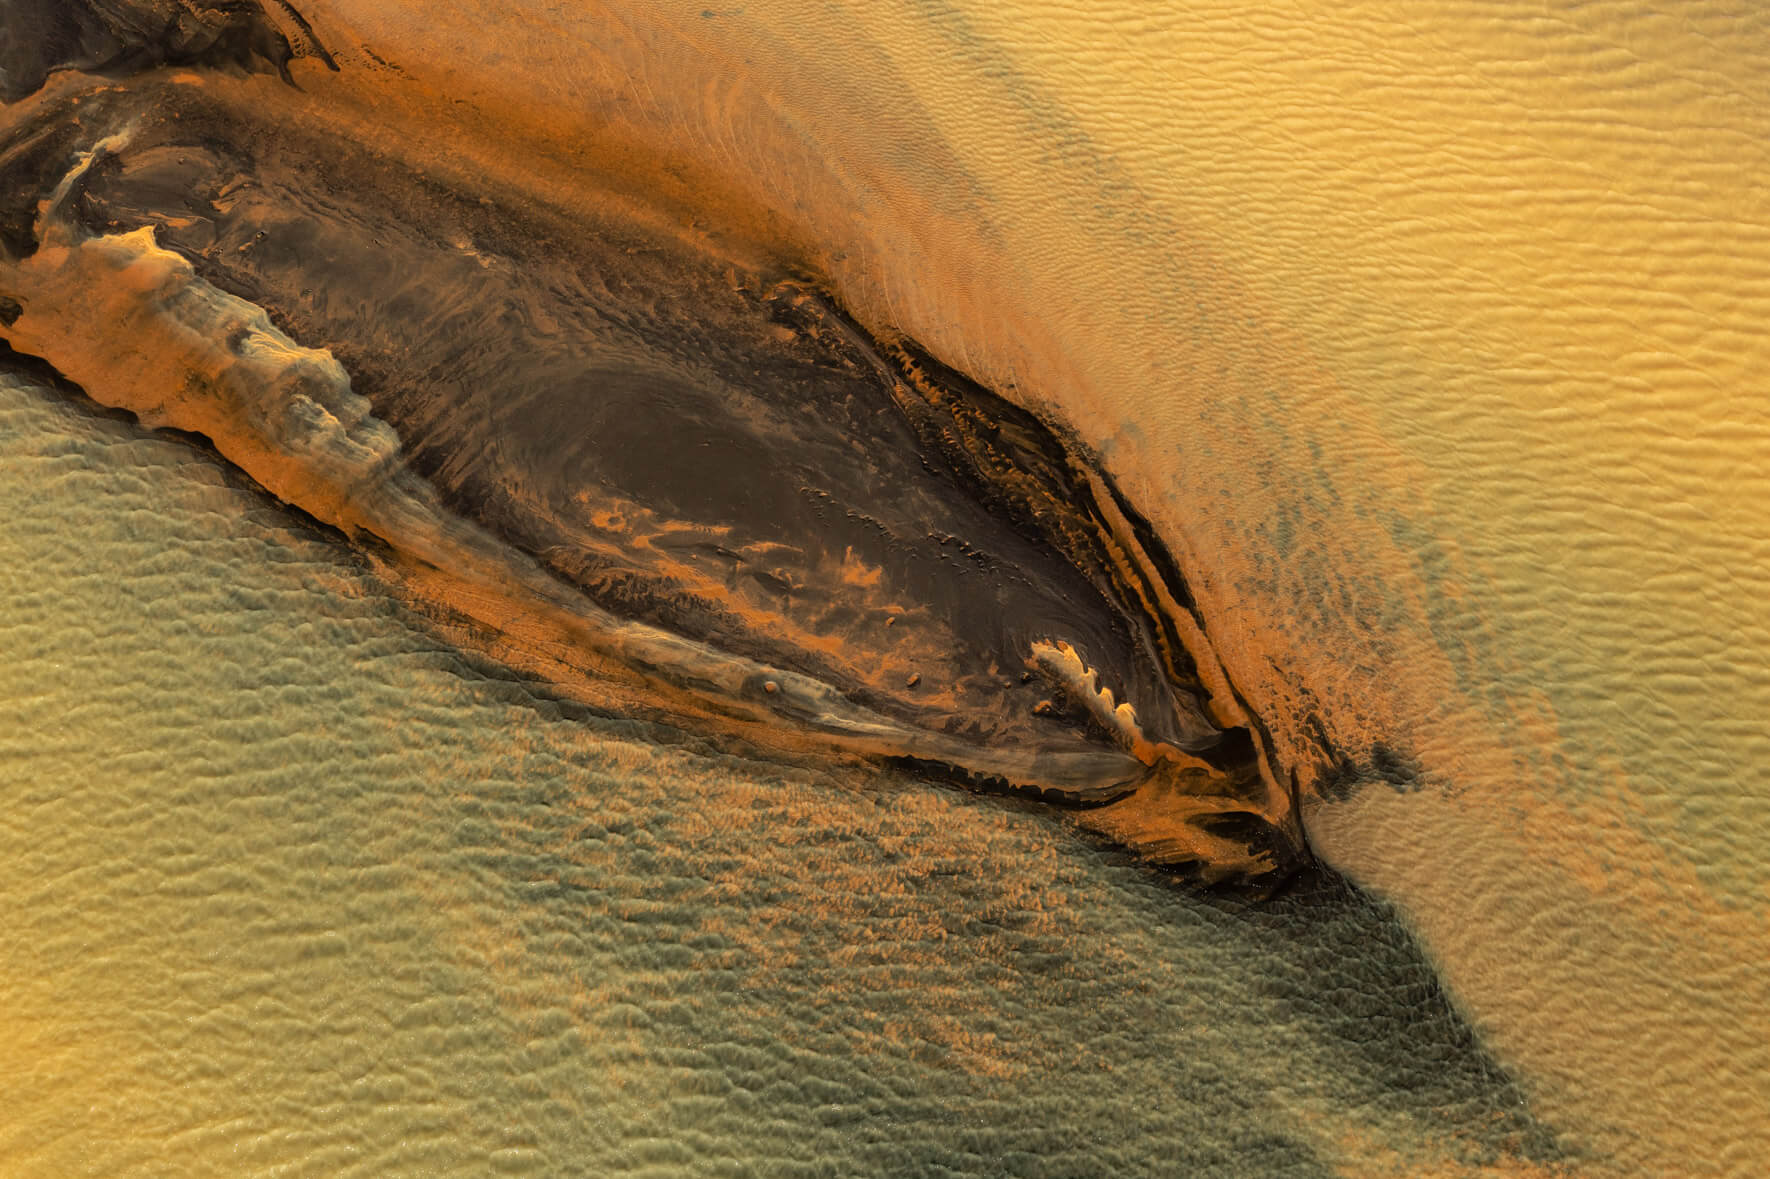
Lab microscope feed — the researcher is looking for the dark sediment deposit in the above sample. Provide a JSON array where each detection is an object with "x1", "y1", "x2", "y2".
[
  {"x1": 4, "y1": 2, "x2": 1296, "y2": 885},
  {"x1": 0, "y1": 13, "x2": 1310, "y2": 883}
]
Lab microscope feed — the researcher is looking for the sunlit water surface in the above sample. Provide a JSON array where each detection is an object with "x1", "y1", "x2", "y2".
[
  {"x1": 7, "y1": 1, "x2": 1770, "y2": 1174},
  {"x1": 0, "y1": 371, "x2": 1556, "y2": 1176}
]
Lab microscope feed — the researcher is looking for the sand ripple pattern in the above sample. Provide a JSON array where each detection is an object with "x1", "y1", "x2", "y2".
[{"x1": 0, "y1": 372, "x2": 1557, "y2": 1176}]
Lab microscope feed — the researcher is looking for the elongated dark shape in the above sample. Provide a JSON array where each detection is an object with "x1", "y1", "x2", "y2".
[{"x1": 0, "y1": 4, "x2": 1305, "y2": 886}]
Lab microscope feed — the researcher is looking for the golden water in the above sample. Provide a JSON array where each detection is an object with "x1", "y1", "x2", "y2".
[
  {"x1": 5, "y1": 0, "x2": 1769, "y2": 1174},
  {"x1": 0, "y1": 374, "x2": 1551, "y2": 1175}
]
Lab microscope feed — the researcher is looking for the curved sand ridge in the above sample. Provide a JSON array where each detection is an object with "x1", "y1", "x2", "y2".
[{"x1": 1, "y1": 72, "x2": 1300, "y2": 884}]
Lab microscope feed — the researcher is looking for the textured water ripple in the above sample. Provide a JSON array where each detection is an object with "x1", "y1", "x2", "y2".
[{"x1": 0, "y1": 371, "x2": 1559, "y2": 1175}]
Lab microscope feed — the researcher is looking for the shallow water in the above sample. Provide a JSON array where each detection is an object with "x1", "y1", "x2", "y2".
[
  {"x1": 5, "y1": 0, "x2": 1769, "y2": 1174},
  {"x1": 0, "y1": 370, "x2": 1558, "y2": 1176}
]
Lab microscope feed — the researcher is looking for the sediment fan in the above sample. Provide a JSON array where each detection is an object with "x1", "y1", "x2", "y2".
[{"x1": 0, "y1": 0, "x2": 1312, "y2": 888}]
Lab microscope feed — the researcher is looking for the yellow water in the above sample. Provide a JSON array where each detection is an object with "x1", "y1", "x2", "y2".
[
  {"x1": 0, "y1": 374, "x2": 1558, "y2": 1175},
  {"x1": 6, "y1": 0, "x2": 1770, "y2": 1174}
]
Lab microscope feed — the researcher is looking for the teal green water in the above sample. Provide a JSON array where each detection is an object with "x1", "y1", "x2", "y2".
[{"x1": 0, "y1": 368, "x2": 1556, "y2": 1176}]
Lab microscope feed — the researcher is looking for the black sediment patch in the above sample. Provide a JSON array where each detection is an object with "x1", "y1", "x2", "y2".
[
  {"x1": 1223, "y1": 866, "x2": 1571, "y2": 1168},
  {"x1": 0, "y1": 0, "x2": 328, "y2": 104},
  {"x1": 1, "y1": 71, "x2": 1294, "y2": 879}
]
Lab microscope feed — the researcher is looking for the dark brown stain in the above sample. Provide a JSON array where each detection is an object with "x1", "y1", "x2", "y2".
[{"x1": 1, "y1": 52, "x2": 1309, "y2": 888}]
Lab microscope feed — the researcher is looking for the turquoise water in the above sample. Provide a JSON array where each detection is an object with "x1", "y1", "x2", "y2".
[{"x1": 0, "y1": 367, "x2": 1555, "y2": 1175}]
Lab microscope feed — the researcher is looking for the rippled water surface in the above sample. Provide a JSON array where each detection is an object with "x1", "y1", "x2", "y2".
[
  {"x1": 6, "y1": 1, "x2": 1770, "y2": 1175},
  {"x1": 0, "y1": 372, "x2": 1556, "y2": 1175}
]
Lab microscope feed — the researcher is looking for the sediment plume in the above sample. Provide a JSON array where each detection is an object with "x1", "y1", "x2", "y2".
[{"x1": 0, "y1": 4, "x2": 1305, "y2": 886}]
